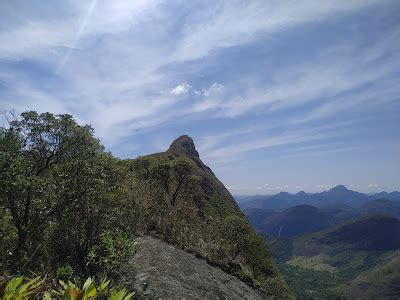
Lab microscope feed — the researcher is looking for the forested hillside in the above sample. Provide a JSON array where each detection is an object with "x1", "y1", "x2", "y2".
[
  {"x1": 0, "y1": 111, "x2": 290, "y2": 298},
  {"x1": 266, "y1": 215, "x2": 400, "y2": 298}
]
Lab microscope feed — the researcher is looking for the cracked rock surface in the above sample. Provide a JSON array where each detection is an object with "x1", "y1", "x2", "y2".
[{"x1": 121, "y1": 236, "x2": 264, "y2": 299}]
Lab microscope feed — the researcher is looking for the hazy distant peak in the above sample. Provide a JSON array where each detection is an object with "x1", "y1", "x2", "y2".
[
  {"x1": 296, "y1": 191, "x2": 308, "y2": 196},
  {"x1": 328, "y1": 185, "x2": 349, "y2": 192},
  {"x1": 168, "y1": 135, "x2": 199, "y2": 159}
]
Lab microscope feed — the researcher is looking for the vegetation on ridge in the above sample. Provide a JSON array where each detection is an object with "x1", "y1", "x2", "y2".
[{"x1": 0, "y1": 111, "x2": 290, "y2": 298}]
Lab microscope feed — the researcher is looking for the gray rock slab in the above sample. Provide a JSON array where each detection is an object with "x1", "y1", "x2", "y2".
[{"x1": 121, "y1": 236, "x2": 264, "y2": 299}]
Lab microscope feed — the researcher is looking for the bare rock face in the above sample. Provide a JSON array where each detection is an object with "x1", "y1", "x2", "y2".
[
  {"x1": 168, "y1": 135, "x2": 200, "y2": 159},
  {"x1": 166, "y1": 135, "x2": 239, "y2": 210},
  {"x1": 121, "y1": 236, "x2": 264, "y2": 299}
]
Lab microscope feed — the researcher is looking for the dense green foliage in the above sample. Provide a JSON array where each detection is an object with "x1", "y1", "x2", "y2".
[
  {"x1": 0, "y1": 111, "x2": 133, "y2": 279},
  {"x1": 0, "y1": 275, "x2": 133, "y2": 299},
  {"x1": 343, "y1": 251, "x2": 400, "y2": 298},
  {"x1": 276, "y1": 262, "x2": 342, "y2": 298},
  {"x1": 0, "y1": 111, "x2": 290, "y2": 298},
  {"x1": 273, "y1": 252, "x2": 388, "y2": 298},
  {"x1": 277, "y1": 250, "x2": 400, "y2": 299}
]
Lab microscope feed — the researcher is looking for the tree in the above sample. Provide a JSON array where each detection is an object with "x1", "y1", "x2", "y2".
[
  {"x1": 0, "y1": 111, "x2": 103, "y2": 266},
  {"x1": 49, "y1": 152, "x2": 128, "y2": 274},
  {"x1": 149, "y1": 158, "x2": 195, "y2": 206}
]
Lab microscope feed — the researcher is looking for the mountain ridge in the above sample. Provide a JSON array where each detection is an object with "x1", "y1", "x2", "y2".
[
  {"x1": 238, "y1": 185, "x2": 400, "y2": 211},
  {"x1": 125, "y1": 135, "x2": 291, "y2": 297}
]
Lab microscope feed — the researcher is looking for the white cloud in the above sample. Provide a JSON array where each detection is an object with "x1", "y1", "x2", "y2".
[
  {"x1": 172, "y1": 0, "x2": 380, "y2": 61},
  {"x1": 0, "y1": 0, "x2": 159, "y2": 59},
  {"x1": 202, "y1": 129, "x2": 332, "y2": 164},
  {"x1": 202, "y1": 83, "x2": 224, "y2": 97},
  {"x1": 195, "y1": 39, "x2": 400, "y2": 118},
  {"x1": 170, "y1": 83, "x2": 192, "y2": 96},
  {"x1": 191, "y1": 83, "x2": 225, "y2": 112},
  {"x1": 70, "y1": 0, "x2": 160, "y2": 35},
  {"x1": 4, "y1": 0, "x2": 374, "y2": 63},
  {"x1": 197, "y1": 126, "x2": 258, "y2": 154}
]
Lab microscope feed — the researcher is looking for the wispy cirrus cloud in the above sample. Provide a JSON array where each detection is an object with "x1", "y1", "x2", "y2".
[
  {"x1": 0, "y1": 0, "x2": 159, "y2": 59},
  {"x1": 171, "y1": 0, "x2": 381, "y2": 61},
  {"x1": 0, "y1": 0, "x2": 399, "y2": 192}
]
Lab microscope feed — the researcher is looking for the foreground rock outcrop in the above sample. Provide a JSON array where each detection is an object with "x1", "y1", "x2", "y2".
[{"x1": 122, "y1": 236, "x2": 264, "y2": 299}]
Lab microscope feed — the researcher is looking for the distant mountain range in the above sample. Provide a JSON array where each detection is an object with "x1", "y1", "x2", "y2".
[
  {"x1": 244, "y1": 198, "x2": 400, "y2": 239},
  {"x1": 243, "y1": 185, "x2": 400, "y2": 298},
  {"x1": 237, "y1": 185, "x2": 400, "y2": 211}
]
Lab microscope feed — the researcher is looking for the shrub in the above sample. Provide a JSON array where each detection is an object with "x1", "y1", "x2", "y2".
[
  {"x1": 56, "y1": 264, "x2": 74, "y2": 281},
  {"x1": 0, "y1": 276, "x2": 134, "y2": 300},
  {"x1": 86, "y1": 230, "x2": 135, "y2": 278}
]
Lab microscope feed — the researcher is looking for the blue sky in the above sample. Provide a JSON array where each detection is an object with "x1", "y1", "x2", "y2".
[{"x1": 1, "y1": 0, "x2": 399, "y2": 194}]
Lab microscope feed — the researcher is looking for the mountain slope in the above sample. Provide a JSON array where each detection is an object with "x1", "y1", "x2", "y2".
[
  {"x1": 360, "y1": 198, "x2": 400, "y2": 218},
  {"x1": 343, "y1": 250, "x2": 400, "y2": 299},
  {"x1": 266, "y1": 215, "x2": 400, "y2": 298},
  {"x1": 294, "y1": 215, "x2": 400, "y2": 256},
  {"x1": 122, "y1": 135, "x2": 290, "y2": 297},
  {"x1": 242, "y1": 208, "x2": 276, "y2": 230},
  {"x1": 319, "y1": 203, "x2": 359, "y2": 223},
  {"x1": 244, "y1": 205, "x2": 335, "y2": 238}
]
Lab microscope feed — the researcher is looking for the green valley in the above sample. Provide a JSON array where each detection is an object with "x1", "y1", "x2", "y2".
[{"x1": 265, "y1": 215, "x2": 400, "y2": 298}]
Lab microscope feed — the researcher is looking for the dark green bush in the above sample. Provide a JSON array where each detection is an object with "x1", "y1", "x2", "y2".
[
  {"x1": 86, "y1": 230, "x2": 135, "y2": 278},
  {"x1": 56, "y1": 264, "x2": 74, "y2": 281}
]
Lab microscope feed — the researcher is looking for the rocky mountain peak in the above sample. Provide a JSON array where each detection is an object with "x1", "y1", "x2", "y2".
[
  {"x1": 168, "y1": 135, "x2": 199, "y2": 159},
  {"x1": 329, "y1": 185, "x2": 348, "y2": 192}
]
